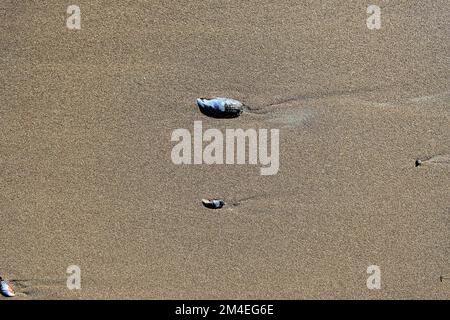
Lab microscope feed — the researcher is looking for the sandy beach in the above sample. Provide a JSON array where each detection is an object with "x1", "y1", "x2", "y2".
[{"x1": 1, "y1": 0, "x2": 449, "y2": 299}]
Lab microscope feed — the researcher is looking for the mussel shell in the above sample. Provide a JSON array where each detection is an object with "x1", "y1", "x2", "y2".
[
  {"x1": 202, "y1": 199, "x2": 225, "y2": 209},
  {"x1": 0, "y1": 281, "x2": 15, "y2": 297},
  {"x1": 197, "y1": 97, "x2": 243, "y2": 118}
]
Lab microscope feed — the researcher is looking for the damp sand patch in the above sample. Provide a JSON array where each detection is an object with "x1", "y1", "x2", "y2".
[{"x1": 265, "y1": 107, "x2": 316, "y2": 129}]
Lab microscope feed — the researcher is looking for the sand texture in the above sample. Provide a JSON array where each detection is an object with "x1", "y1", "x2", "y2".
[{"x1": 0, "y1": 0, "x2": 449, "y2": 299}]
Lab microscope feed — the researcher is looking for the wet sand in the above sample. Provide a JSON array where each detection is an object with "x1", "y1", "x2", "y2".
[{"x1": 0, "y1": 1, "x2": 449, "y2": 299}]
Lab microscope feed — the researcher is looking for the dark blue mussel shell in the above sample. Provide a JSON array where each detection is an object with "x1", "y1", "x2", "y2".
[{"x1": 196, "y1": 97, "x2": 243, "y2": 118}]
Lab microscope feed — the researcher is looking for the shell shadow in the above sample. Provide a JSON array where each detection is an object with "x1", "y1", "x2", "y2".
[{"x1": 198, "y1": 106, "x2": 242, "y2": 119}]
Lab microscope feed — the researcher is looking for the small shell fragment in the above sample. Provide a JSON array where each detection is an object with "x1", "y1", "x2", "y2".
[
  {"x1": 202, "y1": 198, "x2": 225, "y2": 209},
  {"x1": 0, "y1": 277, "x2": 15, "y2": 297},
  {"x1": 415, "y1": 154, "x2": 450, "y2": 167},
  {"x1": 196, "y1": 97, "x2": 244, "y2": 118}
]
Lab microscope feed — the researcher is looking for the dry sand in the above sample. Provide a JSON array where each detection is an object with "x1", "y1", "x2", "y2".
[{"x1": 0, "y1": 0, "x2": 449, "y2": 299}]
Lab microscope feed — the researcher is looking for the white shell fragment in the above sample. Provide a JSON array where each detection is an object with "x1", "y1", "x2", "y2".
[
  {"x1": 0, "y1": 277, "x2": 15, "y2": 297},
  {"x1": 196, "y1": 97, "x2": 244, "y2": 118},
  {"x1": 202, "y1": 198, "x2": 225, "y2": 209}
]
